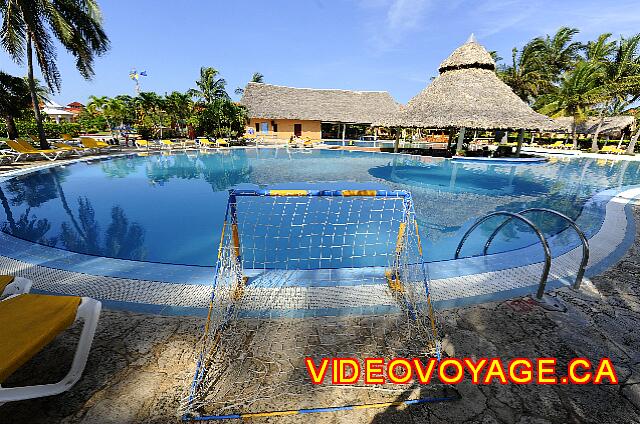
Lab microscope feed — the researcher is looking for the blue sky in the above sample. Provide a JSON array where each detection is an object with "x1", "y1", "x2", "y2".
[{"x1": 1, "y1": 0, "x2": 639, "y2": 105}]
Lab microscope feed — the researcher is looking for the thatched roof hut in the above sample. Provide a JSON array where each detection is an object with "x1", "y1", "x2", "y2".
[
  {"x1": 378, "y1": 35, "x2": 559, "y2": 131},
  {"x1": 240, "y1": 82, "x2": 400, "y2": 124},
  {"x1": 554, "y1": 116, "x2": 636, "y2": 137}
]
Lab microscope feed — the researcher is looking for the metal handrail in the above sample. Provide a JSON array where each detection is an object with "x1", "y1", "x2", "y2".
[
  {"x1": 483, "y1": 208, "x2": 589, "y2": 290},
  {"x1": 454, "y1": 211, "x2": 552, "y2": 299}
]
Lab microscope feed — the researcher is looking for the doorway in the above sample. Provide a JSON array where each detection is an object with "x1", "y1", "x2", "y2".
[{"x1": 294, "y1": 123, "x2": 302, "y2": 137}]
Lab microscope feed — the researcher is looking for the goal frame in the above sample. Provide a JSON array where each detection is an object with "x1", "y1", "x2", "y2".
[{"x1": 184, "y1": 188, "x2": 441, "y2": 420}]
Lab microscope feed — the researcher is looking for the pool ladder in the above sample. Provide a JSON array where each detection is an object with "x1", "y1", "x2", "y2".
[{"x1": 454, "y1": 208, "x2": 589, "y2": 300}]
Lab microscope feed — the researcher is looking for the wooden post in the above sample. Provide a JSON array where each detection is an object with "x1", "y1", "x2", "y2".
[
  {"x1": 456, "y1": 127, "x2": 466, "y2": 153},
  {"x1": 341, "y1": 123, "x2": 346, "y2": 146},
  {"x1": 500, "y1": 130, "x2": 508, "y2": 144},
  {"x1": 447, "y1": 128, "x2": 455, "y2": 151},
  {"x1": 394, "y1": 128, "x2": 400, "y2": 153},
  {"x1": 516, "y1": 128, "x2": 525, "y2": 157}
]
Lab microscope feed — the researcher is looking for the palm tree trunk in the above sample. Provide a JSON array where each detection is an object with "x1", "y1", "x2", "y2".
[
  {"x1": 591, "y1": 111, "x2": 605, "y2": 153},
  {"x1": 626, "y1": 128, "x2": 640, "y2": 155},
  {"x1": 26, "y1": 36, "x2": 49, "y2": 149},
  {"x1": 571, "y1": 118, "x2": 578, "y2": 149},
  {"x1": 4, "y1": 116, "x2": 19, "y2": 140},
  {"x1": 52, "y1": 171, "x2": 86, "y2": 239},
  {"x1": 0, "y1": 186, "x2": 17, "y2": 233}
]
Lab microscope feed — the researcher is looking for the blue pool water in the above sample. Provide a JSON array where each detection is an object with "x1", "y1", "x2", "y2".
[{"x1": 0, "y1": 149, "x2": 638, "y2": 266}]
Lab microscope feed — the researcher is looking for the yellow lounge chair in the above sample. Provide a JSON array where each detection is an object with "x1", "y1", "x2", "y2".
[
  {"x1": 61, "y1": 134, "x2": 74, "y2": 142},
  {"x1": 600, "y1": 145, "x2": 625, "y2": 155},
  {"x1": 6, "y1": 140, "x2": 66, "y2": 162},
  {"x1": 160, "y1": 139, "x2": 180, "y2": 149},
  {"x1": 547, "y1": 140, "x2": 566, "y2": 149},
  {"x1": 135, "y1": 139, "x2": 155, "y2": 149},
  {"x1": 15, "y1": 138, "x2": 38, "y2": 149},
  {"x1": 0, "y1": 293, "x2": 101, "y2": 402},
  {"x1": 17, "y1": 138, "x2": 69, "y2": 155},
  {"x1": 80, "y1": 137, "x2": 112, "y2": 151},
  {"x1": 179, "y1": 139, "x2": 197, "y2": 149},
  {"x1": 216, "y1": 138, "x2": 229, "y2": 147},
  {"x1": 0, "y1": 275, "x2": 32, "y2": 299},
  {"x1": 53, "y1": 142, "x2": 91, "y2": 155},
  {"x1": 197, "y1": 138, "x2": 216, "y2": 149}
]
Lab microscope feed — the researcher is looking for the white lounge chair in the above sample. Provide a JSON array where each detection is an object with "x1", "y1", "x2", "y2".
[
  {"x1": 6, "y1": 140, "x2": 67, "y2": 162},
  {"x1": 0, "y1": 294, "x2": 101, "y2": 403},
  {"x1": 0, "y1": 275, "x2": 33, "y2": 299}
]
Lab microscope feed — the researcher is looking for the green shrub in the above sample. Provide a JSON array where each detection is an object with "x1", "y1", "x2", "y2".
[{"x1": 0, "y1": 120, "x2": 81, "y2": 138}]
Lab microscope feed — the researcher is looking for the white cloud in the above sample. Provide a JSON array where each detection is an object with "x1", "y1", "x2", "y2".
[
  {"x1": 363, "y1": 0, "x2": 433, "y2": 53},
  {"x1": 387, "y1": 0, "x2": 431, "y2": 30}
]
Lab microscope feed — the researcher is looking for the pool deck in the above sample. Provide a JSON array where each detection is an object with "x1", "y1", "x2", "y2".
[
  {"x1": 0, "y1": 207, "x2": 638, "y2": 423},
  {"x1": 1, "y1": 148, "x2": 640, "y2": 423}
]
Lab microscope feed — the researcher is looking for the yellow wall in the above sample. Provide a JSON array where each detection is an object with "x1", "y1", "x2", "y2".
[{"x1": 248, "y1": 118, "x2": 321, "y2": 141}]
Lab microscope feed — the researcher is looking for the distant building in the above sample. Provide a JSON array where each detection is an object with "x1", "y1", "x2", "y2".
[
  {"x1": 41, "y1": 101, "x2": 75, "y2": 123},
  {"x1": 65, "y1": 101, "x2": 85, "y2": 116},
  {"x1": 240, "y1": 83, "x2": 399, "y2": 141}
]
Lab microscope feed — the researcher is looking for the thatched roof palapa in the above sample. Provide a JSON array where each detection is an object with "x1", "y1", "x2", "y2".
[
  {"x1": 240, "y1": 82, "x2": 400, "y2": 124},
  {"x1": 554, "y1": 116, "x2": 636, "y2": 136},
  {"x1": 378, "y1": 34, "x2": 559, "y2": 131}
]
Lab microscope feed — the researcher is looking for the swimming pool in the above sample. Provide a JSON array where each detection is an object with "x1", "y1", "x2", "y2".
[{"x1": 0, "y1": 149, "x2": 638, "y2": 268}]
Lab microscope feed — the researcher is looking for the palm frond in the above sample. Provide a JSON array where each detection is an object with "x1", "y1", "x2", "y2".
[{"x1": 0, "y1": 0, "x2": 27, "y2": 62}]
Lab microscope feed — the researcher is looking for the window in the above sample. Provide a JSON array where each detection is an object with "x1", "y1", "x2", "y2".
[
  {"x1": 272, "y1": 123, "x2": 278, "y2": 132},
  {"x1": 260, "y1": 122, "x2": 269, "y2": 134},
  {"x1": 255, "y1": 123, "x2": 259, "y2": 132},
  {"x1": 294, "y1": 123, "x2": 302, "y2": 137}
]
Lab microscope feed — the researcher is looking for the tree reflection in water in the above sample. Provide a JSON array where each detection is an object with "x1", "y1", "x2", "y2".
[
  {"x1": 144, "y1": 151, "x2": 252, "y2": 190},
  {"x1": 0, "y1": 166, "x2": 147, "y2": 261},
  {"x1": 60, "y1": 197, "x2": 147, "y2": 260}
]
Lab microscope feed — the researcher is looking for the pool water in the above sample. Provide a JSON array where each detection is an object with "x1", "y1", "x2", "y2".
[{"x1": 0, "y1": 149, "x2": 638, "y2": 266}]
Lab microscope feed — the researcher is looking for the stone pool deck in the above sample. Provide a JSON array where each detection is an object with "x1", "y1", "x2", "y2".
[
  {"x1": 1, "y1": 150, "x2": 639, "y2": 423},
  {"x1": 0, "y1": 211, "x2": 638, "y2": 423}
]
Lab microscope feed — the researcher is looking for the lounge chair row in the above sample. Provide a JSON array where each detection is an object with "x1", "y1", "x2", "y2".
[
  {"x1": 133, "y1": 138, "x2": 230, "y2": 150},
  {"x1": 600, "y1": 145, "x2": 627, "y2": 155},
  {"x1": 0, "y1": 275, "x2": 101, "y2": 404},
  {"x1": 1, "y1": 137, "x2": 116, "y2": 163},
  {"x1": 544, "y1": 141, "x2": 627, "y2": 155}
]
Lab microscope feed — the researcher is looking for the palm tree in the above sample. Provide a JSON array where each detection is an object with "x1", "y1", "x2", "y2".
[
  {"x1": 0, "y1": 0, "x2": 110, "y2": 149},
  {"x1": 587, "y1": 34, "x2": 640, "y2": 152},
  {"x1": 87, "y1": 95, "x2": 110, "y2": 127},
  {"x1": 235, "y1": 72, "x2": 265, "y2": 96},
  {"x1": 189, "y1": 67, "x2": 229, "y2": 104},
  {"x1": 498, "y1": 45, "x2": 550, "y2": 103},
  {"x1": 586, "y1": 33, "x2": 616, "y2": 62},
  {"x1": 627, "y1": 118, "x2": 640, "y2": 154},
  {"x1": 104, "y1": 97, "x2": 126, "y2": 129},
  {"x1": 251, "y1": 72, "x2": 264, "y2": 83},
  {"x1": 0, "y1": 71, "x2": 31, "y2": 139},
  {"x1": 114, "y1": 94, "x2": 137, "y2": 125},
  {"x1": 536, "y1": 61, "x2": 606, "y2": 148},
  {"x1": 164, "y1": 91, "x2": 193, "y2": 133},
  {"x1": 529, "y1": 27, "x2": 584, "y2": 83}
]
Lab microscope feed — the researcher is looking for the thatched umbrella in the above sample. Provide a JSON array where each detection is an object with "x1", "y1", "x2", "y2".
[
  {"x1": 554, "y1": 116, "x2": 636, "y2": 138},
  {"x1": 378, "y1": 35, "x2": 559, "y2": 154}
]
